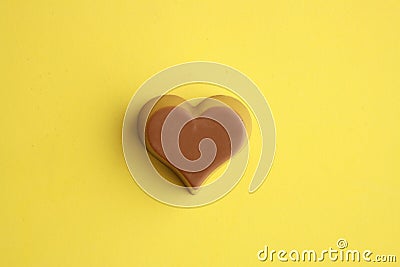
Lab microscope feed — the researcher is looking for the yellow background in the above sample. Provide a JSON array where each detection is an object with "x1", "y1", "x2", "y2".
[{"x1": 1, "y1": 0, "x2": 399, "y2": 266}]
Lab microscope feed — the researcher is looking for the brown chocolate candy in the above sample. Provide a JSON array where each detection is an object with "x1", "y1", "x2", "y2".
[{"x1": 139, "y1": 95, "x2": 251, "y2": 194}]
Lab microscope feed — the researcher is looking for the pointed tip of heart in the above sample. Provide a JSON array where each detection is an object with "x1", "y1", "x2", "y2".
[{"x1": 187, "y1": 187, "x2": 200, "y2": 195}]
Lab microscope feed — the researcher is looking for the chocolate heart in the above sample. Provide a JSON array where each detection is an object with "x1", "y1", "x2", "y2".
[{"x1": 139, "y1": 95, "x2": 251, "y2": 194}]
